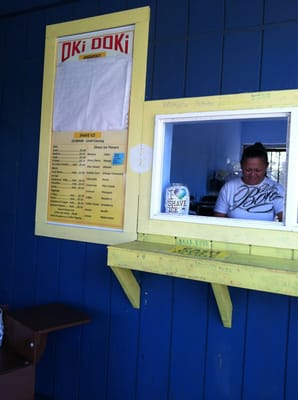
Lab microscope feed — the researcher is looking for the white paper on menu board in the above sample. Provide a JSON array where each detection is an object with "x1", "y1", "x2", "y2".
[{"x1": 53, "y1": 55, "x2": 132, "y2": 132}]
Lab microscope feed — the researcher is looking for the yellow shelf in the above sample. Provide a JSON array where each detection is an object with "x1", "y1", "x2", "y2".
[{"x1": 107, "y1": 238, "x2": 298, "y2": 328}]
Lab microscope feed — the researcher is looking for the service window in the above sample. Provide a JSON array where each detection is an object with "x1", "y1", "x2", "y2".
[{"x1": 138, "y1": 90, "x2": 298, "y2": 249}]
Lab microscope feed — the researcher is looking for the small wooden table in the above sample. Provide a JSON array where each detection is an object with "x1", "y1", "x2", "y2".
[{"x1": 0, "y1": 302, "x2": 90, "y2": 400}]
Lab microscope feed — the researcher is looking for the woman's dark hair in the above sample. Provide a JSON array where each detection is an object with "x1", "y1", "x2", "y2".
[{"x1": 240, "y1": 142, "x2": 268, "y2": 166}]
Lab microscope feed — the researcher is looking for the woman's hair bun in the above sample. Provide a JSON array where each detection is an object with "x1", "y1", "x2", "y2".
[
  {"x1": 253, "y1": 142, "x2": 267, "y2": 151},
  {"x1": 241, "y1": 142, "x2": 268, "y2": 164}
]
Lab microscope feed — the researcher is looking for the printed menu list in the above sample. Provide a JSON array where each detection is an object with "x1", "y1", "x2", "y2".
[{"x1": 47, "y1": 131, "x2": 127, "y2": 229}]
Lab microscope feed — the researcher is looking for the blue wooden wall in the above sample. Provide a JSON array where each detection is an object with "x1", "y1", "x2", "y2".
[{"x1": 0, "y1": 1, "x2": 297, "y2": 399}]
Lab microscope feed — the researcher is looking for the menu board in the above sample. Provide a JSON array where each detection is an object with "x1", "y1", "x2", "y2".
[
  {"x1": 48, "y1": 131, "x2": 126, "y2": 228},
  {"x1": 48, "y1": 26, "x2": 134, "y2": 230},
  {"x1": 35, "y1": 7, "x2": 150, "y2": 244}
]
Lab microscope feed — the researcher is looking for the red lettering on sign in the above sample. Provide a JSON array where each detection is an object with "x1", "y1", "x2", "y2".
[
  {"x1": 103, "y1": 35, "x2": 113, "y2": 50},
  {"x1": 61, "y1": 42, "x2": 71, "y2": 62},
  {"x1": 91, "y1": 37, "x2": 101, "y2": 50},
  {"x1": 61, "y1": 32, "x2": 131, "y2": 61},
  {"x1": 71, "y1": 40, "x2": 82, "y2": 57},
  {"x1": 61, "y1": 40, "x2": 85, "y2": 62},
  {"x1": 114, "y1": 33, "x2": 124, "y2": 52}
]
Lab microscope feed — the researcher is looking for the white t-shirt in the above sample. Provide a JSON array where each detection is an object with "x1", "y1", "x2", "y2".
[{"x1": 214, "y1": 176, "x2": 284, "y2": 221}]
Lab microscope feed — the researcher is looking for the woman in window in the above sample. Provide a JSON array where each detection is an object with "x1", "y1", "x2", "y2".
[{"x1": 214, "y1": 142, "x2": 284, "y2": 221}]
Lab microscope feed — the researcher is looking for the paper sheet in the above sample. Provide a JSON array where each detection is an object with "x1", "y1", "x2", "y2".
[{"x1": 53, "y1": 55, "x2": 132, "y2": 132}]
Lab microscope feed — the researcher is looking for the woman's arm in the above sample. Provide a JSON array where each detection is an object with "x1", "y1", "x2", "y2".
[
  {"x1": 213, "y1": 211, "x2": 228, "y2": 218},
  {"x1": 213, "y1": 182, "x2": 229, "y2": 218}
]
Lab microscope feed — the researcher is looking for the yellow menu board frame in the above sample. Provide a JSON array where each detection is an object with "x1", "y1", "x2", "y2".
[{"x1": 35, "y1": 7, "x2": 150, "y2": 244}]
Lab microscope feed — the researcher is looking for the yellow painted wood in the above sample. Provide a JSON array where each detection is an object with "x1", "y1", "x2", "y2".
[
  {"x1": 144, "y1": 90, "x2": 298, "y2": 114},
  {"x1": 211, "y1": 241, "x2": 250, "y2": 255},
  {"x1": 137, "y1": 233, "x2": 176, "y2": 245},
  {"x1": 210, "y1": 283, "x2": 232, "y2": 328},
  {"x1": 110, "y1": 266, "x2": 140, "y2": 308},
  {"x1": 107, "y1": 241, "x2": 298, "y2": 297},
  {"x1": 250, "y1": 245, "x2": 293, "y2": 259}
]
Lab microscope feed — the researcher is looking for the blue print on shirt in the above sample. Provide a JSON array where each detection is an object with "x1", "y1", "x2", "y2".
[{"x1": 230, "y1": 183, "x2": 282, "y2": 214}]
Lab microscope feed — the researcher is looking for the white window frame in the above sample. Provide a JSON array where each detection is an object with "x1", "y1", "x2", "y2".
[{"x1": 138, "y1": 90, "x2": 298, "y2": 249}]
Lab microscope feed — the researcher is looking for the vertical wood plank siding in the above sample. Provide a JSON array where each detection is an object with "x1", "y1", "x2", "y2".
[{"x1": 0, "y1": 0, "x2": 297, "y2": 399}]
